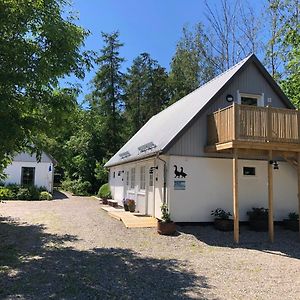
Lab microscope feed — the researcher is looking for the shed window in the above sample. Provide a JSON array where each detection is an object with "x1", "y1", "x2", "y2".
[
  {"x1": 21, "y1": 167, "x2": 35, "y2": 185},
  {"x1": 140, "y1": 166, "x2": 146, "y2": 190},
  {"x1": 243, "y1": 167, "x2": 256, "y2": 176},
  {"x1": 130, "y1": 168, "x2": 135, "y2": 189}
]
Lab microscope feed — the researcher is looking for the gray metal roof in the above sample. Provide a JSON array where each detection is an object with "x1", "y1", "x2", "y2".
[{"x1": 105, "y1": 54, "x2": 255, "y2": 167}]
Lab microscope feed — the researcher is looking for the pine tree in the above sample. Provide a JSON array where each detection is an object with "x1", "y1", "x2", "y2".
[
  {"x1": 124, "y1": 53, "x2": 169, "y2": 135},
  {"x1": 88, "y1": 32, "x2": 125, "y2": 155}
]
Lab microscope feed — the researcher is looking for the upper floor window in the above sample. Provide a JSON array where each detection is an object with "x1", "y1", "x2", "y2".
[
  {"x1": 238, "y1": 91, "x2": 263, "y2": 107},
  {"x1": 241, "y1": 96, "x2": 258, "y2": 106}
]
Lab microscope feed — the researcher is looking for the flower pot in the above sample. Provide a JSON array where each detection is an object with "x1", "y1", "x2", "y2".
[
  {"x1": 128, "y1": 205, "x2": 135, "y2": 213},
  {"x1": 102, "y1": 198, "x2": 108, "y2": 205},
  {"x1": 123, "y1": 204, "x2": 129, "y2": 211},
  {"x1": 283, "y1": 219, "x2": 299, "y2": 232},
  {"x1": 214, "y1": 219, "x2": 233, "y2": 231},
  {"x1": 249, "y1": 219, "x2": 268, "y2": 231},
  {"x1": 157, "y1": 220, "x2": 176, "y2": 235}
]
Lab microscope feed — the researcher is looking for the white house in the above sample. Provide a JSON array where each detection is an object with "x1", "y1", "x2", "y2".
[
  {"x1": 105, "y1": 54, "x2": 300, "y2": 241},
  {"x1": 3, "y1": 152, "x2": 56, "y2": 192}
]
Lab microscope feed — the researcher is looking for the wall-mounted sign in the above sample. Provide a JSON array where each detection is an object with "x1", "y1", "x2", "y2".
[
  {"x1": 174, "y1": 165, "x2": 187, "y2": 178},
  {"x1": 174, "y1": 180, "x2": 186, "y2": 190}
]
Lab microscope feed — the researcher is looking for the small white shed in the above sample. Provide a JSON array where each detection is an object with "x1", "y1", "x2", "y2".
[{"x1": 3, "y1": 152, "x2": 56, "y2": 192}]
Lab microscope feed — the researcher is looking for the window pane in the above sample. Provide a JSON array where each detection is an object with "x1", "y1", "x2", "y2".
[
  {"x1": 243, "y1": 167, "x2": 256, "y2": 176},
  {"x1": 140, "y1": 166, "x2": 145, "y2": 190},
  {"x1": 130, "y1": 168, "x2": 135, "y2": 189},
  {"x1": 21, "y1": 167, "x2": 35, "y2": 185},
  {"x1": 241, "y1": 97, "x2": 257, "y2": 106}
]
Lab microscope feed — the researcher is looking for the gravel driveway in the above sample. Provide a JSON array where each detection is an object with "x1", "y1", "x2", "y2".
[{"x1": 0, "y1": 192, "x2": 299, "y2": 300}]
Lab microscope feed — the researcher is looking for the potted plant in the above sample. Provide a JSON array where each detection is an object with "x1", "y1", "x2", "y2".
[
  {"x1": 127, "y1": 199, "x2": 136, "y2": 212},
  {"x1": 157, "y1": 203, "x2": 176, "y2": 235},
  {"x1": 123, "y1": 198, "x2": 129, "y2": 211},
  {"x1": 283, "y1": 212, "x2": 299, "y2": 231},
  {"x1": 247, "y1": 207, "x2": 268, "y2": 231},
  {"x1": 211, "y1": 208, "x2": 233, "y2": 231}
]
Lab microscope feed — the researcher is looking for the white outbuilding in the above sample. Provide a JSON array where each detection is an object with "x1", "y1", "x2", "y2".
[
  {"x1": 105, "y1": 54, "x2": 300, "y2": 242},
  {"x1": 3, "y1": 152, "x2": 56, "y2": 192}
]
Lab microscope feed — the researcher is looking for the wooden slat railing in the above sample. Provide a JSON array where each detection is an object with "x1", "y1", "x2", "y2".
[{"x1": 207, "y1": 103, "x2": 300, "y2": 145}]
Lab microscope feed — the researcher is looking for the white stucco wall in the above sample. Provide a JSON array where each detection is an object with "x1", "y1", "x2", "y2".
[
  {"x1": 168, "y1": 156, "x2": 298, "y2": 222},
  {"x1": 4, "y1": 161, "x2": 54, "y2": 192}
]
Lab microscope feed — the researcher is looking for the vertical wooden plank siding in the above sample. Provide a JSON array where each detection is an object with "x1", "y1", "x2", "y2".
[
  {"x1": 233, "y1": 149, "x2": 239, "y2": 243},
  {"x1": 268, "y1": 150, "x2": 274, "y2": 242}
]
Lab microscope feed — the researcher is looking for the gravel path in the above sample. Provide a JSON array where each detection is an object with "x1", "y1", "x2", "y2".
[{"x1": 0, "y1": 192, "x2": 299, "y2": 300}]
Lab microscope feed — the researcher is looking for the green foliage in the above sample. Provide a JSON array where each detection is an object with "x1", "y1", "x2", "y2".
[
  {"x1": 39, "y1": 191, "x2": 53, "y2": 200},
  {"x1": 247, "y1": 207, "x2": 269, "y2": 220},
  {"x1": 169, "y1": 24, "x2": 217, "y2": 104},
  {"x1": 0, "y1": 188, "x2": 15, "y2": 200},
  {"x1": 0, "y1": 0, "x2": 91, "y2": 175},
  {"x1": 94, "y1": 159, "x2": 109, "y2": 183},
  {"x1": 98, "y1": 183, "x2": 111, "y2": 199},
  {"x1": 124, "y1": 52, "x2": 170, "y2": 135},
  {"x1": 211, "y1": 208, "x2": 232, "y2": 220},
  {"x1": 288, "y1": 212, "x2": 299, "y2": 220},
  {"x1": 161, "y1": 203, "x2": 171, "y2": 223},
  {"x1": 62, "y1": 178, "x2": 92, "y2": 196},
  {"x1": 0, "y1": 184, "x2": 49, "y2": 200}
]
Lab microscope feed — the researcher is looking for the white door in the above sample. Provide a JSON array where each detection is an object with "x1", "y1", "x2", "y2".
[
  {"x1": 123, "y1": 171, "x2": 129, "y2": 201},
  {"x1": 147, "y1": 169, "x2": 155, "y2": 216}
]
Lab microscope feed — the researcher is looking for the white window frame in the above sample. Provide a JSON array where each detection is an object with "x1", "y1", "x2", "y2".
[
  {"x1": 237, "y1": 90, "x2": 264, "y2": 107},
  {"x1": 140, "y1": 166, "x2": 146, "y2": 190},
  {"x1": 130, "y1": 168, "x2": 135, "y2": 189}
]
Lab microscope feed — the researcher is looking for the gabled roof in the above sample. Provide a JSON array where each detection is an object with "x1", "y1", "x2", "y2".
[{"x1": 105, "y1": 54, "x2": 294, "y2": 167}]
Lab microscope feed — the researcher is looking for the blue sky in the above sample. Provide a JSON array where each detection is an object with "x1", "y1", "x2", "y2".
[{"x1": 67, "y1": 0, "x2": 265, "y2": 103}]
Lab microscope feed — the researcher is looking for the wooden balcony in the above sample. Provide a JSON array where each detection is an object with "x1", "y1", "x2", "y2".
[{"x1": 206, "y1": 103, "x2": 300, "y2": 154}]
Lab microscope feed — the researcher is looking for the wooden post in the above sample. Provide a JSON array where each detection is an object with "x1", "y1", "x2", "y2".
[
  {"x1": 268, "y1": 150, "x2": 274, "y2": 242},
  {"x1": 298, "y1": 152, "x2": 300, "y2": 237},
  {"x1": 233, "y1": 149, "x2": 239, "y2": 243}
]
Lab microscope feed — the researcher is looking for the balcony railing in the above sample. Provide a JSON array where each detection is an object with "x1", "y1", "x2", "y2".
[{"x1": 207, "y1": 103, "x2": 300, "y2": 146}]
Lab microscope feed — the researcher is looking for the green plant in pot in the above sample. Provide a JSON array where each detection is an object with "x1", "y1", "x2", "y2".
[
  {"x1": 211, "y1": 208, "x2": 233, "y2": 231},
  {"x1": 127, "y1": 199, "x2": 136, "y2": 212},
  {"x1": 157, "y1": 203, "x2": 176, "y2": 235},
  {"x1": 247, "y1": 207, "x2": 268, "y2": 231},
  {"x1": 283, "y1": 212, "x2": 299, "y2": 232},
  {"x1": 98, "y1": 183, "x2": 111, "y2": 205}
]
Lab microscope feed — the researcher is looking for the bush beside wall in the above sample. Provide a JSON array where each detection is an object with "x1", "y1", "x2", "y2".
[
  {"x1": 0, "y1": 185, "x2": 52, "y2": 200},
  {"x1": 98, "y1": 183, "x2": 111, "y2": 199}
]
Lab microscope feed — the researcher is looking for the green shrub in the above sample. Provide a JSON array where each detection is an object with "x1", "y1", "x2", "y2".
[
  {"x1": 0, "y1": 187, "x2": 15, "y2": 200},
  {"x1": 39, "y1": 191, "x2": 53, "y2": 200},
  {"x1": 98, "y1": 183, "x2": 111, "y2": 199},
  {"x1": 16, "y1": 186, "x2": 40, "y2": 200},
  {"x1": 62, "y1": 178, "x2": 91, "y2": 196}
]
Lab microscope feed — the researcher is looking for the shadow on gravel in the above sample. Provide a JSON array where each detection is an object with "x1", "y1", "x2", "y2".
[
  {"x1": 0, "y1": 217, "x2": 213, "y2": 299},
  {"x1": 52, "y1": 190, "x2": 69, "y2": 200},
  {"x1": 177, "y1": 224, "x2": 300, "y2": 259}
]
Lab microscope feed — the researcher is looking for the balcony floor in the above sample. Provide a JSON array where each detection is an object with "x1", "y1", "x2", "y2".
[{"x1": 205, "y1": 140, "x2": 300, "y2": 154}]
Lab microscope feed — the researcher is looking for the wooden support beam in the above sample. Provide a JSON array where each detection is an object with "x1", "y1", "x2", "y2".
[
  {"x1": 268, "y1": 150, "x2": 274, "y2": 242},
  {"x1": 298, "y1": 152, "x2": 300, "y2": 237},
  {"x1": 233, "y1": 149, "x2": 239, "y2": 243}
]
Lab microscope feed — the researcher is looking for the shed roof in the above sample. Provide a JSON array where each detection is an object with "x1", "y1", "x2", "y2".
[{"x1": 105, "y1": 54, "x2": 293, "y2": 167}]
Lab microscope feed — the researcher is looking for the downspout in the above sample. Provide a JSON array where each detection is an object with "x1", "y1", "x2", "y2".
[{"x1": 156, "y1": 153, "x2": 167, "y2": 205}]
